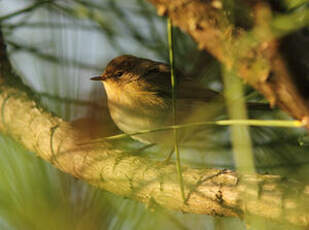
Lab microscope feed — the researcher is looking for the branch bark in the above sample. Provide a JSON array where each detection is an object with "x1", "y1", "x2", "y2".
[
  {"x1": 0, "y1": 30, "x2": 309, "y2": 226},
  {"x1": 147, "y1": 0, "x2": 309, "y2": 128}
]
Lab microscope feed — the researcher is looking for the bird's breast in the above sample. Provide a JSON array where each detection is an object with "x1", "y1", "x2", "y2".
[{"x1": 107, "y1": 92, "x2": 171, "y2": 144}]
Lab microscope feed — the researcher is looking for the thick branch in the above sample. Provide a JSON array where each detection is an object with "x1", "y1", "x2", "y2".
[{"x1": 148, "y1": 0, "x2": 309, "y2": 128}]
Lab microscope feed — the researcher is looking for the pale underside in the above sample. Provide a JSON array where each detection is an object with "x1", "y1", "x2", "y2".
[{"x1": 104, "y1": 78, "x2": 223, "y2": 146}]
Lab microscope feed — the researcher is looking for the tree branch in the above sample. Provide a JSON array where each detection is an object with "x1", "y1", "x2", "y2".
[
  {"x1": 0, "y1": 29, "x2": 309, "y2": 226},
  {"x1": 147, "y1": 0, "x2": 309, "y2": 128}
]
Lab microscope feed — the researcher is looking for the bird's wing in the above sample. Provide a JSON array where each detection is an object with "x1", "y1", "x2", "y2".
[
  {"x1": 141, "y1": 62, "x2": 221, "y2": 102},
  {"x1": 177, "y1": 79, "x2": 221, "y2": 101}
]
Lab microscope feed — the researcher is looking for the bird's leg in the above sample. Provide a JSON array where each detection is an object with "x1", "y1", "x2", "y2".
[
  {"x1": 132, "y1": 143, "x2": 156, "y2": 155},
  {"x1": 162, "y1": 147, "x2": 175, "y2": 164}
]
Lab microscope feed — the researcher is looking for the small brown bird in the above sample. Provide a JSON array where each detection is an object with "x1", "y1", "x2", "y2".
[{"x1": 91, "y1": 55, "x2": 223, "y2": 146}]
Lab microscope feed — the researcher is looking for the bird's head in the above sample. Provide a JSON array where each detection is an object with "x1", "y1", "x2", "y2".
[{"x1": 91, "y1": 55, "x2": 172, "y2": 96}]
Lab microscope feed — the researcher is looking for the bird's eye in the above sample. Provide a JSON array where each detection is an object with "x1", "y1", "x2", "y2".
[{"x1": 114, "y1": 71, "x2": 123, "y2": 78}]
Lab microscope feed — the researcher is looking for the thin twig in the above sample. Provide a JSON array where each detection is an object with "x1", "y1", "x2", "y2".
[
  {"x1": 168, "y1": 18, "x2": 185, "y2": 202},
  {"x1": 81, "y1": 119, "x2": 303, "y2": 144}
]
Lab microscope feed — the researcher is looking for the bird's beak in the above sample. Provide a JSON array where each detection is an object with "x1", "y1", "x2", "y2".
[{"x1": 90, "y1": 76, "x2": 104, "y2": 81}]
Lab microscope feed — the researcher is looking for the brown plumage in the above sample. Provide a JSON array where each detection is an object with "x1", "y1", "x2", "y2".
[{"x1": 91, "y1": 55, "x2": 223, "y2": 145}]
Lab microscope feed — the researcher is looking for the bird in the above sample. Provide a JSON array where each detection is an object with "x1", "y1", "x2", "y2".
[{"x1": 90, "y1": 55, "x2": 224, "y2": 148}]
